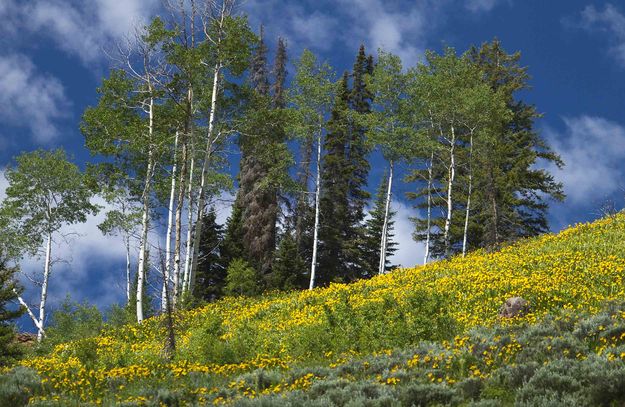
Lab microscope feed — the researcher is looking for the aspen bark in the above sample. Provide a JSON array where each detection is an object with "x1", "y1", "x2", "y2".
[
  {"x1": 424, "y1": 152, "x2": 433, "y2": 265},
  {"x1": 188, "y1": 63, "x2": 220, "y2": 295},
  {"x1": 462, "y1": 133, "x2": 474, "y2": 257},
  {"x1": 309, "y1": 129, "x2": 322, "y2": 290},
  {"x1": 162, "y1": 132, "x2": 179, "y2": 311},
  {"x1": 37, "y1": 230, "x2": 52, "y2": 342},
  {"x1": 378, "y1": 160, "x2": 393, "y2": 274},
  {"x1": 125, "y1": 234, "x2": 131, "y2": 304},
  {"x1": 136, "y1": 94, "x2": 155, "y2": 324},
  {"x1": 443, "y1": 125, "x2": 456, "y2": 258},
  {"x1": 182, "y1": 154, "x2": 195, "y2": 298}
]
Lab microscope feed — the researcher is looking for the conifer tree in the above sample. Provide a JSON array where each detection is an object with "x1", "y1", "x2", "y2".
[
  {"x1": 0, "y1": 253, "x2": 24, "y2": 366},
  {"x1": 193, "y1": 208, "x2": 226, "y2": 302},
  {"x1": 317, "y1": 73, "x2": 351, "y2": 285},
  {"x1": 363, "y1": 172, "x2": 398, "y2": 277},
  {"x1": 344, "y1": 46, "x2": 373, "y2": 278},
  {"x1": 237, "y1": 30, "x2": 291, "y2": 284},
  {"x1": 468, "y1": 39, "x2": 565, "y2": 247}
]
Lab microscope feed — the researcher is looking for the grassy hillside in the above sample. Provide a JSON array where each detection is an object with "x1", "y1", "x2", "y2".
[{"x1": 3, "y1": 214, "x2": 625, "y2": 405}]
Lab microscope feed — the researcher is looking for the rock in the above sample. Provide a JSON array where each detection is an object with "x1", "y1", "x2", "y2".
[
  {"x1": 15, "y1": 333, "x2": 37, "y2": 345},
  {"x1": 498, "y1": 297, "x2": 530, "y2": 318}
]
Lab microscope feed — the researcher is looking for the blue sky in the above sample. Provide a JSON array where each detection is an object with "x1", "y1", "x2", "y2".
[{"x1": 1, "y1": 0, "x2": 625, "y2": 326}]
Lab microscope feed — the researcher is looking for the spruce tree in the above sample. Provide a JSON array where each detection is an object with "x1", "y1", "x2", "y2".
[
  {"x1": 0, "y1": 253, "x2": 24, "y2": 366},
  {"x1": 237, "y1": 30, "x2": 291, "y2": 284},
  {"x1": 193, "y1": 208, "x2": 226, "y2": 302},
  {"x1": 317, "y1": 73, "x2": 351, "y2": 285},
  {"x1": 468, "y1": 39, "x2": 564, "y2": 247},
  {"x1": 345, "y1": 45, "x2": 373, "y2": 279},
  {"x1": 363, "y1": 172, "x2": 398, "y2": 277}
]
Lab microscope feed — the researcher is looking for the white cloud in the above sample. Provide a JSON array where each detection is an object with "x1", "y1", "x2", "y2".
[
  {"x1": 0, "y1": 53, "x2": 70, "y2": 143},
  {"x1": 244, "y1": 0, "x2": 441, "y2": 66},
  {"x1": 579, "y1": 3, "x2": 625, "y2": 67},
  {"x1": 390, "y1": 199, "x2": 426, "y2": 268},
  {"x1": 544, "y1": 116, "x2": 625, "y2": 205},
  {"x1": 465, "y1": 0, "x2": 506, "y2": 13},
  {"x1": 3, "y1": 0, "x2": 159, "y2": 66}
]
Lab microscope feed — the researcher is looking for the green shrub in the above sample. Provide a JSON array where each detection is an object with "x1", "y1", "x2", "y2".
[{"x1": 0, "y1": 366, "x2": 42, "y2": 407}]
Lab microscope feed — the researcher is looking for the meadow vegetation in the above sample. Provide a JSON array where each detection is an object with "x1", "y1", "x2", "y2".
[{"x1": 3, "y1": 213, "x2": 625, "y2": 405}]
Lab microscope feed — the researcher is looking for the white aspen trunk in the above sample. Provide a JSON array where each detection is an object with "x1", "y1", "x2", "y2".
[
  {"x1": 309, "y1": 129, "x2": 323, "y2": 290},
  {"x1": 162, "y1": 132, "x2": 179, "y2": 311},
  {"x1": 182, "y1": 154, "x2": 195, "y2": 298},
  {"x1": 14, "y1": 289, "x2": 44, "y2": 335},
  {"x1": 424, "y1": 152, "x2": 433, "y2": 265},
  {"x1": 378, "y1": 160, "x2": 394, "y2": 275},
  {"x1": 173, "y1": 88, "x2": 192, "y2": 307},
  {"x1": 136, "y1": 95, "x2": 155, "y2": 324},
  {"x1": 443, "y1": 125, "x2": 456, "y2": 258},
  {"x1": 125, "y1": 234, "x2": 131, "y2": 305},
  {"x1": 37, "y1": 230, "x2": 52, "y2": 342},
  {"x1": 462, "y1": 133, "x2": 474, "y2": 257},
  {"x1": 187, "y1": 63, "x2": 220, "y2": 295}
]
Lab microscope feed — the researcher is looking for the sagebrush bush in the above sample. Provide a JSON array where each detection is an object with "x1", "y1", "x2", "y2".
[{"x1": 0, "y1": 366, "x2": 41, "y2": 407}]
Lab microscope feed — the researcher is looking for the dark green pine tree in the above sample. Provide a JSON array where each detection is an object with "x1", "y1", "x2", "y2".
[
  {"x1": 267, "y1": 232, "x2": 306, "y2": 291},
  {"x1": 0, "y1": 254, "x2": 24, "y2": 366},
  {"x1": 317, "y1": 73, "x2": 351, "y2": 286},
  {"x1": 222, "y1": 202, "x2": 245, "y2": 268},
  {"x1": 193, "y1": 208, "x2": 227, "y2": 302},
  {"x1": 236, "y1": 29, "x2": 291, "y2": 287},
  {"x1": 468, "y1": 39, "x2": 564, "y2": 247},
  {"x1": 363, "y1": 172, "x2": 398, "y2": 278},
  {"x1": 344, "y1": 45, "x2": 373, "y2": 279}
]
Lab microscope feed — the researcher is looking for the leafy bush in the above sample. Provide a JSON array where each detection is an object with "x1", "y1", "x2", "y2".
[{"x1": 0, "y1": 366, "x2": 41, "y2": 407}]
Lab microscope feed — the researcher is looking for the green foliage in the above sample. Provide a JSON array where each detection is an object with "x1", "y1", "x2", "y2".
[
  {"x1": 0, "y1": 253, "x2": 24, "y2": 366},
  {"x1": 194, "y1": 208, "x2": 227, "y2": 302},
  {"x1": 224, "y1": 258, "x2": 259, "y2": 297},
  {"x1": 40, "y1": 297, "x2": 104, "y2": 350},
  {"x1": 0, "y1": 149, "x2": 99, "y2": 256},
  {"x1": 0, "y1": 367, "x2": 42, "y2": 407},
  {"x1": 362, "y1": 171, "x2": 398, "y2": 277},
  {"x1": 268, "y1": 233, "x2": 306, "y2": 291}
]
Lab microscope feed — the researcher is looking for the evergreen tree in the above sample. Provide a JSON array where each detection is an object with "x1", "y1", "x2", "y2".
[
  {"x1": 268, "y1": 233, "x2": 306, "y2": 291},
  {"x1": 317, "y1": 73, "x2": 351, "y2": 285},
  {"x1": 0, "y1": 253, "x2": 24, "y2": 366},
  {"x1": 237, "y1": 30, "x2": 292, "y2": 283},
  {"x1": 224, "y1": 259, "x2": 259, "y2": 296},
  {"x1": 468, "y1": 39, "x2": 565, "y2": 247},
  {"x1": 363, "y1": 172, "x2": 398, "y2": 277},
  {"x1": 193, "y1": 208, "x2": 227, "y2": 302},
  {"x1": 344, "y1": 45, "x2": 373, "y2": 278}
]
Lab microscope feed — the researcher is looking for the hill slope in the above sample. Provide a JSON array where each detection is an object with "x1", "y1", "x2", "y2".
[{"x1": 4, "y1": 214, "x2": 625, "y2": 405}]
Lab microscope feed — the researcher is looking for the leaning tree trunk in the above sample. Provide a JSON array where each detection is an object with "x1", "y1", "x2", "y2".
[
  {"x1": 443, "y1": 125, "x2": 456, "y2": 258},
  {"x1": 378, "y1": 160, "x2": 394, "y2": 275},
  {"x1": 182, "y1": 153, "x2": 195, "y2": 299},
  {"x1": 162, "y1": 131, "x2": 179, "y2": 311},
  {"x1": 462, "y1": 133, "x2": 474, "y2": 257},
  {"x1": 187, "y1": 63, "x2": 220, "y2": 296},
  {"x1": 424, "y1": 151, "x2": 433, "y2": 265},
  {"x1": 125, "y1": 234, "x2": 131, "y2": 305},
  {"x1": 37, "y1": 229, "x2": 52, "y2": 342},
  {"x1": 309, "y1": 129, "x2": 323, "y2": 290}
]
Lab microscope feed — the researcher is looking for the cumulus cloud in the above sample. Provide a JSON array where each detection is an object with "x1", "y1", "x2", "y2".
[
  {"x1": 578, "y1": 3, "x2": 625, "y2": 67},
  {"x1": 3, "y1": 0, "x2": 160, "y2": 66},
  {"x1": 390, "y1": 199, "x2": 426, "y2": 268},
  {"x1": 244, "y1": 0, "x2": 443, "y2": 66},
  {"x1": 465, "y1": 0, "x2": 507, "y2": 13},
  {"x1": 544, "y1": 115, "x2": 625, "y2": 205},
  {"x1": 0, "y1": 53, "x2": 70, "y2": 143}
]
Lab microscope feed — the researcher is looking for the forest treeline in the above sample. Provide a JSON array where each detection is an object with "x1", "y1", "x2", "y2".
[{"x1": 0, "y1": 0, "x2": 564, "y2": 341}]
